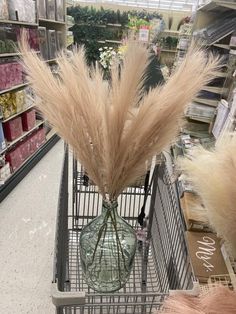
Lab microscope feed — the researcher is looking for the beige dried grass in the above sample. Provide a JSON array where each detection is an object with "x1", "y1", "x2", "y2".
[
  {"x1": 20, "y1": 39, "x2": 221, "y2": 201},
  {"x1": 179, "y1": 133, "x2": 236, "y2": 258}
]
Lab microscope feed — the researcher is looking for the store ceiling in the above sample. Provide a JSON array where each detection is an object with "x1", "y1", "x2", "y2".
[{"x1": 68, "y1": 0, "x2": 196, "y2": 11}]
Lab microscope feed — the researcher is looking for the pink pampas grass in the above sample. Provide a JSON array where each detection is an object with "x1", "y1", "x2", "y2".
[{"x1": 161, "y1": 286, "x2": 236, "y2": 314}]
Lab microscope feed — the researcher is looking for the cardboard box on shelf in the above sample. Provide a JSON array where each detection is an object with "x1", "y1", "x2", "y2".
[
  {"x1": 5, "y1": 145, "x2": 23, "y2": 171},
  {"x1": 35, "y1": 127, "x2": 46, "y2": 148},
  {"x1": 18, "y1": 138, "x2": 31, "y2": 161},
  {"x1": 0, "y1": 62, "x2": 23, "y2": 91},
  {"x1": 186, "y1": 231, "x2": 229, "y2": 283},
  {"x1": 21, "y1": 109, "x2": 36, "y2": 131},
  {"x1": 3, "y1": 116, "x2": 23, "y2": 141}
]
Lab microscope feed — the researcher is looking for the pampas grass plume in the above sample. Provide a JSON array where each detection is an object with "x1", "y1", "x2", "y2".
[
  {"x1": 20, "y1": 36, "x2": 221, "y2": 201},
  {"x1": 179, "y1": 133, "x2": 236, "y2": 258},
  {"x1": 161, "y1": 286, "x2": 236, "y2": 314}
]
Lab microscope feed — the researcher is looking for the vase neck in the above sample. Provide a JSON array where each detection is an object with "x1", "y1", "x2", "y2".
[{"x1": 102, "y1": 199, "x2": 118, "y2": 215}]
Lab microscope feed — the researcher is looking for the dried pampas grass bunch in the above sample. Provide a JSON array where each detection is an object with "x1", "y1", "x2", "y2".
[
  {"x1": 161, "y1": 286, "x2": 236, "y2": 314},
  {"x1": 179, "y1": 134, "x2": 236, "y2": 258},
  {"x1": 20, "y1": 39, "x2": 220, "y2": 201}
]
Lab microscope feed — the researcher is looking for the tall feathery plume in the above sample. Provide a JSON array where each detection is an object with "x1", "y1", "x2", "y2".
[
  {"x1": 20, "y1": 37, "x2": 221, "y2": 201},
  {"x1": 179, "y1": 133, "x2": 236, "y2": 258},
  {"x1": 160, "y1": 286, "x2": 236, "y2": 314}
]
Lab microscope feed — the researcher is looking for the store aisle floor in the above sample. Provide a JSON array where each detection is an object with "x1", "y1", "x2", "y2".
[{"x1": 0, "y1": 140, "x2": 64, "y2": 314}]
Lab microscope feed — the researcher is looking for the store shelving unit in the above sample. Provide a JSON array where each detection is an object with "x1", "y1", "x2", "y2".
[
  {"x1": 0, "y1": 0, "x2": 68, "y2": 201},
  {"x1": 170, "y1": 0, "x2": 236, "y2": 160},
  {"x1": 0, "y1": 83, "x2": 30, "y2": 95},
  {"x1": 191, "y1": 1, "x2": 236, "y2": 133}
]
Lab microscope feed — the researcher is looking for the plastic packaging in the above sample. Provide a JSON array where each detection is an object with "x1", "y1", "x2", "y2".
[
  {"x1": 8, "y1": 0, "x2": 36, "y2": 23},
  {"x1": 38, "y1": 0, "x2": 47, "y2": 19},
  {"x1": 38, "y1": 26, "x2": 48, "y2": 60},
  {"x1": 0, "y1": 0, "x2": 9, "y2": 20},
  {"x1": 46, "y1": 0, "x2": 56, "y2": 20},
  {"x1": 47, "y1": 29, "x2": 57, "y2": 59},
  {"x1": 55, "y1": 0, "x2": 64, "y2": 21}
]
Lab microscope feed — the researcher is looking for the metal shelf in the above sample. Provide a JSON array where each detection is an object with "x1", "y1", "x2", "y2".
[
  {"x1": 0, "y1": 83, "x2": 29, "y2": 95},
  {"x1": 193, "y1": 97, "x2": 219, "y2": 107},
  {"x1": 213, "y1": 44, "x2": 230, "y2": 50},
  {"x1": 0, "y1": 51, "x2": 40, "y2": 58},
  {"x1": 185, "y1": 114, "x2": 213, "y2": 124},
  {"x1": 0, "y1": 19, "x2": 38, "y2": 26},
  {"x1": 198, "y1": 1, "x2": 236, "y2": 12},
  {"x1": 161, "y1": 49, "x2": 177, "y2": 53},
  {"x1": 0, "y1": 120, "x2": 44, "y2": 155},
  {"x1": 39, "y1": 18, "x2": 66, "y2": 25},
  {"x1": 1, "y1": 105, "x2": 35, "y2": 123},
  {"x1": 202, "y1": 86, "x2": 228, "y2": 94},
  {"x1": 0, "y1": 52, "x2": 21, "y2": 58}
]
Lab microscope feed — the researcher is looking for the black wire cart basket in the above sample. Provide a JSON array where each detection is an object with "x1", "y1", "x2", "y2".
[{"x1": 52, "y1": 145, "x2": 196, "y2": 313}]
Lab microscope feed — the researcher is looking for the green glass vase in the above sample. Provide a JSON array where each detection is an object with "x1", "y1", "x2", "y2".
[{"x1": 80, "y1": 199, "x2": 137, "y2": 293}]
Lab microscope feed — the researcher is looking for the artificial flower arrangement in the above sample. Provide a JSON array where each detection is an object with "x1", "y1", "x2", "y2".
[{"x1": 98, "y1": 46, "x2": 123, "y2": 70}]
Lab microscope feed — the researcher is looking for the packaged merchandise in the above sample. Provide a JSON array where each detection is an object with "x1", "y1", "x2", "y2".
[
  {"x1": 47, "y1": 29, "x2": 57, "y2": 59},
  {"x1": 38, "y1": 0, "x2": 47, "y2": 18},
  {"x1": 28, "y1": 28, "x2": 39, "y2": 51},
  {"x1": 28, "y1": 127, "x2": 46, "y2": 154},
  {"x1": 0, "y1": 92, "x2": 17, "y2": 119},
  {"x1": 0, "y1": 26, "x2": 18, "y2": 54},
  {"x1": 21, "y1": 109, "x2": 36, "y2": 131},
  {"x1": 3, "y1": 116, "x2": 23, "y2": 141},
  {"x1": 5, "y1": 145, "x2": 23, "y2": 171},
  {"x1": 18, "y1": 138, "x2": 31, "y2": 160},
  {"x1": 24, "y1": 0, "x2": 36, "y2": 23},
  {"x1": 8, "y1": 0, "x2": 36, "y2": 23},
  {"x1": 15, "y1": 27, "x2": 39, "y2": 51},
  {"x1": 36, "y1": 127, "x2": 46, "y2": 147},
  {"x1": 0, "y1": 62, "x2": 23, "y2": 91},
  {"x1": 0, "y1": 162, "x2": 11, "y2": 183},
  {"x1": 212, "y1": 100, "x2": 229, "y2": 139},
  {"x1": 28, "y1": 130, "x2": 37, "y2": 154},
  {"x1": 46, "y1": 0, "x2": 56, "y2": 20},
  {"x1": 55, "y1": 0, "x2": 64, "y2": 21},
  {"x1": 0, "y1": 0, "x2": 8, "y2": 20},
  {"x1": 15, "y1": 90, "x2": 25, "y2": 113},
  {"x1": 56, "y1": 31, "x2": 64, "y2": 51},
  {"x1": 24, "y1": 86, "x2": 35, "y2": 107},
  {"x1": 186, "y1": 231, "x2": 228, "y2": 283},
  {"x1": 38, "y1": 27, "x2": 48, "y2": 60},
  {"x1": 0, "y1": 122, "x2": 6, "y2": 151}
]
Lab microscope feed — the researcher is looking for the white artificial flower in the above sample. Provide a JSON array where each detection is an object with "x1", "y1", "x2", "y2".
[
  {"x1": 99, "y1": 48, "x2": 103, "y2": 51},
  {"x1": 109, "y1": 47, "x2": 113, "y2": 50}
]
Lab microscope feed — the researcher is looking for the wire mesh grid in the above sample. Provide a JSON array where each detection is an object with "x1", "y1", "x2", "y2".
[{"x1": 53, "y1": 148, "x2": 194, "y2": 314}]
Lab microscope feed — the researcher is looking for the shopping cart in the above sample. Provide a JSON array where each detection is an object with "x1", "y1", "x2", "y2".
[{"x1": 52, "y1": 145, "x2": 195, "y2": 313}]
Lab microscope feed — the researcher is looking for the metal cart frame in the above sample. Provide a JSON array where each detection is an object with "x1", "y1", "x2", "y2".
[{"x1": 52, "y1": 145, "x2": 196, "y2": 313}]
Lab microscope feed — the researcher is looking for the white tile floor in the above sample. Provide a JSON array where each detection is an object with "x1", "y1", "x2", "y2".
[{"x1": 0, "y1": 140, "x2": 64, "y2": 314}]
